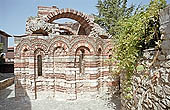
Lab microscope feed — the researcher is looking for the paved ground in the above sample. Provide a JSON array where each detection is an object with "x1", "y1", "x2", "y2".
[{"x1": 0, "y1": 84, "x2": 121, "y2": 110}]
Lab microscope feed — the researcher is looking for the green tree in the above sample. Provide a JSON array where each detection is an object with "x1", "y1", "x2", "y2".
[
  {"x1": 95, "y1": 0, "x2": 167, "y2": 99},
  {"x1": 95, "y1": 0, "x2": 167, "y2": 79},
  {"x1": 95, "y1": 0, "x2": 135, "y2": 36},
  {"x1": 114, "y1": 0, "x2": 166, "y2": 79},
  {"x1": 114, "y1": 0, "x2": 166, "y2": 99}
]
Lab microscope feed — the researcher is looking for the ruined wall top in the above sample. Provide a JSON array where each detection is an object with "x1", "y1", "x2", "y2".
[
  {"x1": 37, "y1": 6, "x2": 94, "y2": 21},
  {"x1": 38, "y1": 6, "x2": 60, "y2": 18},
  {"x1": 25, "y1": 6, "x2": 108, "y2": 38}
]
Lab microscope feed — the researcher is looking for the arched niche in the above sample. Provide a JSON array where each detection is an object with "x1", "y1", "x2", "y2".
[
  {"x1": 53, "y1": 46, "x2": 67, "y2": 74},
  {"x1": 34, "y1": 48, "x2": 45, "y2": 77},
  {"x1": 74, "y1": 46, "x2": 91, "y2": 74}
]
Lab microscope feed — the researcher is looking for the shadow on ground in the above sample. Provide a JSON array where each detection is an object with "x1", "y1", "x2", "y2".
[
  {"x1": 0, "y1": 84, "x2": 32, "y2": 110},
  {"x1": 106, "y1": 92, "x2": 121, "y2": 110}
]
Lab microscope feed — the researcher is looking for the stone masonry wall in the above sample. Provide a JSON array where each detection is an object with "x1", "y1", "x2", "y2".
[
  {"x1": 14, "y1": 6, "x2": 116, "y2": 100},
  {"x1": 14, "y1": 35, "x2": 115, "y2": 100},
  {"x1": 122, "y1": 5, "x2": 170, "y2": 110}
]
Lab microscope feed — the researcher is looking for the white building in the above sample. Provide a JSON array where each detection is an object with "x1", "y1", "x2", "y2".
[{"x1": 0, "y1": 30, "x2": 12, "y2": 53}]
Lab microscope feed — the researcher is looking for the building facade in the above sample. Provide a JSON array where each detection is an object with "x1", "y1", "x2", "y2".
[
  {"x1": 14, "y1": 6, "x2": 116, "y2": 100},
  {"x1": 5, "y1": 47, "x2": 14, "y2": 63},
  {"x1": 0, "y1": 30, "x2": 11, "y2": 53}
]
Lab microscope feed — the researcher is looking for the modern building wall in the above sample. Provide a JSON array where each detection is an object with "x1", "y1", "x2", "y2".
[{"x1": 0, "y1": 34, "x2": 8, "y2": 53}]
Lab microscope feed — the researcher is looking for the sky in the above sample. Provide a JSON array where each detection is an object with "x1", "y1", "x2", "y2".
[{"x1": 0, "y1": 0, "x2": 170, "y2": 47}]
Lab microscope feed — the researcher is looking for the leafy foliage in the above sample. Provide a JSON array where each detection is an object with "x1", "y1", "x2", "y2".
[
  {"x1": 95, "y1": 0, "x2": 167, "y2": 99},
  {"x1": 95, "y1": 0, "x2": 135, "y2": 36},
  {"x1": 136, "y1": 65, "x2": 145, "y2": 72},
  {"x1": 114, "y1": 0, "x2": 166, "y2": 79}
]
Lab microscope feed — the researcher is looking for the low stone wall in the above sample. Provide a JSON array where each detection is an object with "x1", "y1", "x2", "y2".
[
  {"x1": 0, "y1": 77, "x2": 14, "y2": 90},
  {"x1": 122, "y1": 49, "x2": 170, "y2": 110}
]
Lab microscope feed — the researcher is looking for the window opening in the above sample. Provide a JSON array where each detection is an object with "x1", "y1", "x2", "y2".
[{"x1": 37, "y1": 55, "x2": 42, "y2": 76}]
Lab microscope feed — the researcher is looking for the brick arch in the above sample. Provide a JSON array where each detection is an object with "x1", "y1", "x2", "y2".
[
  {"x1": 97, "y1": 45, "x2": 103, "y2": 55},
  {"x1": 31, "y1": 44, "x2": 48, "y2": 54},
  {"x1": 48, "y1": 40, "x2": 69, "y2": 56},
  {"x1": 15, "y1": 39, "x2": 31, "y2": 57},
  {"x1": 96, "y1": 38, "x2": 104, "y2": 54},
  {"x1": 59, "y1": 26, "x2": 77, "y2": 35},
  {"x1": 104, "y1": 43, "x2": 113, "y2": 55},
  {"x1": 21, "y1": 45, "x2": 30, "y2": 52},
  {"x1": 20, "y1": 44, "x2": 30, "y2": 57},
  {"x1": 31, "y1": 38, "x2": 49, "y2": 46},
  {"x1": 70, "y1": 35, "x2": 96, "y2": 44},
  {"x1": 48, "y1": 36, "x2": 70, "y2": 52},
  {"x1": 16, "y1": 39, "x2": 31, "y2": 51},
  {"x1": 44, "y1": 8, "x2": 94, "y2": 35},
  {"x1": 75, "y1": 46, "x2": 91, "y2": 54},
  {"x1": 71, "y1": 40, "x2": 95, "y2": 54},
  {"x1": 50, "y1": 35, "x2": 70, "y2": 44},
  {"x1": 97, "y1": 45, "x2": 103, "y2": 50},
  {"x1": 30, "y1": 38, "x2": 48, "y2": 53},
  {"x1": 34, "y1": 48, "x2": 46, "y2": 58},
  {"x1": 34, "y1": 48, "x2": 46, "y2": 77},
  {"x1": 16, "y1": 44, "x2": 30, "y2": 58}
]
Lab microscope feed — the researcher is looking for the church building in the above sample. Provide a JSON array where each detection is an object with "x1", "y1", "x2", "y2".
[{"x1": 14, "y1": 6, "x2": 116, "y2": 100}]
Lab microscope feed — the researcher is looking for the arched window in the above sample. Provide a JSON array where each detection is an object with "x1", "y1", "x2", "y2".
[
  {"x1": 37, "y1": 55, "x2": 42, "y2": 76},
  {"x1": 98, "y1": 48, "x2": 102, "y2": 55},
  {"x1": 79, "y1": 49, "x2": 85, "y2": 74}
]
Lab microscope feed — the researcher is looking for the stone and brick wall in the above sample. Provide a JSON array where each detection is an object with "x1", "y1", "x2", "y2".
[{"x1": 14, "y1": 6, "x2": 116, "y2": 100}]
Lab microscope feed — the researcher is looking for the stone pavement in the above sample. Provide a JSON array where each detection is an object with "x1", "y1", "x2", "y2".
[{"x1": 0, "y1": 84, "x2": 120, "y2": 110}]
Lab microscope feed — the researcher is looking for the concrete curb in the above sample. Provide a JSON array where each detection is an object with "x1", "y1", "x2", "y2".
[{"x1": 0, "y1": 77, "x2": 14, "y2": 90}]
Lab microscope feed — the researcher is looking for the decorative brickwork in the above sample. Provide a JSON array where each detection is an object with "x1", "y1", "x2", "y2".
[{"x1": 14, "y1": 6, "x2": 116, "y2": 100}]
